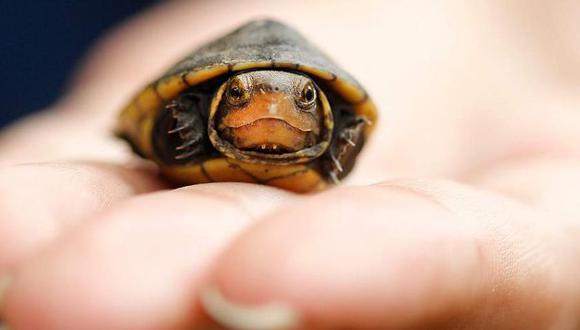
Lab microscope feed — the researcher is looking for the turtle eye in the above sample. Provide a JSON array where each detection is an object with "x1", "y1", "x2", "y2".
[
  {"x1": 226, "y1": 77, "x2": 250, "y2": 106},
  {"x1": 296, "y1": 81, "x2": 317, "y2": 109}
]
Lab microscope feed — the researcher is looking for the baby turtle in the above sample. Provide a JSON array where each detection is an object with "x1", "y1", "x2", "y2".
[{"x1": 116, "y1": 19, "x2": 377, "y2": 193}]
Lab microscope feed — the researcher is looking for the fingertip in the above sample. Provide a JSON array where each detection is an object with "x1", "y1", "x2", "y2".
[
  {"x1": 1, "y1": 183, "x2": 296, "y2": 330},
  {"x1": 201, "y1": 184, "x2": 485, "y2": 329},
  {"x1": 0, "y1": 162, "x2": 166, "y2": 274}
]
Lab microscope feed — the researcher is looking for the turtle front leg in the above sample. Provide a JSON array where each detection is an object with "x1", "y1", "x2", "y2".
[
  {"x1": 152, "y1": 92, "x2": 210, "y2": 164},
  {"x1": 166, "y1": 96, "x2": 206, "y2": 161},
  {"x1": 323, "y1": 116, "x2": 370, "y2": 184}
]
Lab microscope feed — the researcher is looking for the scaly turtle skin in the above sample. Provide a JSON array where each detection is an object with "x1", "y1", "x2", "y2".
[{"x1": 116, "y1": 19, "x2": 378, "y2": 193}]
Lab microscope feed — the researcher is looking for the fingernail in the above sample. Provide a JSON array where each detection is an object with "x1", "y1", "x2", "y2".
[{"x1": 200, "y1": 286, "x2": 301, "y2": 330}]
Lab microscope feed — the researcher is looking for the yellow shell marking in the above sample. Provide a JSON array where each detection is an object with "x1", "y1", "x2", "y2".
[
  {"x1": 138, "y1": 115, "x2": 155, "y2": 156},
  {"x1": 161, "y1": 158, "x2": 326, "y2": 193},
  {"x1": 161, "y1": 164, "x2": 212, "y2": 184},
  {"x1": 231, "y1": 61, "x2": 272, "y2": 71},
  {"x1": 156, "y1": 75, "x2": 189, "y2": 100},
  {"x1": 136, "y1": 86, "x2": 162, "y2": 115},
  {"x1": 298, "y1": 65, "x2": 336, "y2": 82},
  {"x1": 184, "y1": 66, "x2": 229, "y2": 86}
]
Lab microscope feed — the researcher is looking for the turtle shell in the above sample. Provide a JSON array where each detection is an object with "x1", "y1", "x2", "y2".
[{"x1": 117, "y1": 19, "x2": 378, "y2": 192}]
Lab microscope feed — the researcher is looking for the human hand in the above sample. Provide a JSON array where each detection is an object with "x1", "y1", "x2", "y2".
[{"x1": 1, "y1": 1, "x2": 580, "y2": 329}]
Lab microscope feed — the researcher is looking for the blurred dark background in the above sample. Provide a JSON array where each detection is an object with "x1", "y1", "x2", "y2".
[{"x1": 0, "y1": 0, "x2": 157, "y2": 128}]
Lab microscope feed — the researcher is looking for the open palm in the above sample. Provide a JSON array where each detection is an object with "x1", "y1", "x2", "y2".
[{"x1": 1, "y1": 1, "x2": 579, "y2": 329}]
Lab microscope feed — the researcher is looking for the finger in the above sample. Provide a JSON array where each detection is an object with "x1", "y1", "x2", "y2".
[
  {"x1": 0, "y1": 161, "x2": 166, "y2": 274},
  {"x1": 1, "y1": 183, "x2": 297, "y2": 330},
  {"x1": 200, "y1": 180, "x2": 580, "y2": 330},
  {"x1": 471, "y1": 157, "x2": 580, "y2": 220},
  {"x1": 0, "y1": 109, "x2": 134, "y2": 165}
]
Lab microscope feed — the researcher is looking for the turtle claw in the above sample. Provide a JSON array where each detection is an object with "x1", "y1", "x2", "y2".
[
  {"x1": 340, "y1": 130, "x2": 357, "y2": 147},
  {"x1": 176, "y1": 138, "x2": 198, "y2": 151},
  {"x1": 329, "y1": 171, "x2": 340, "y2": 185},
  {"x1": 330, "y1": 152, "x2": 344, "y2": 173},
  {"x1": 168, "y1": 124, "x2": 191, "y2": 134},
  {"x1": 175, "y1": 150, "x2": 198, "y2": 160},
  {"x1": 343, "y1": 137, "x2": 356, "y2": 147}
]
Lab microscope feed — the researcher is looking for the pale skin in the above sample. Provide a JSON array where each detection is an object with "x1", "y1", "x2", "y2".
[{"x1": 1, "y1": 1, "x2": 580, "y2": 329}]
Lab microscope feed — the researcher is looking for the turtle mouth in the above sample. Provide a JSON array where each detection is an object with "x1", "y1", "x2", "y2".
[
  {"x1": 220, "y1": 118, "x2": 317, "y2": 155},
  {"x1": 242, "y1": 143, "x2": 294, "y2": 154}
]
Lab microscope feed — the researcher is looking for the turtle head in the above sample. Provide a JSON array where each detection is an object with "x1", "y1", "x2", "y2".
[{"x1": 208, "y1": 70, "x2": 333, "y2": 164}]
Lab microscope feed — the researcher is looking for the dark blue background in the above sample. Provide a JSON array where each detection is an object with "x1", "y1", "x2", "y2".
[{"x1": 0, "y1": 0, "x2": 157, "y2": 128}]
